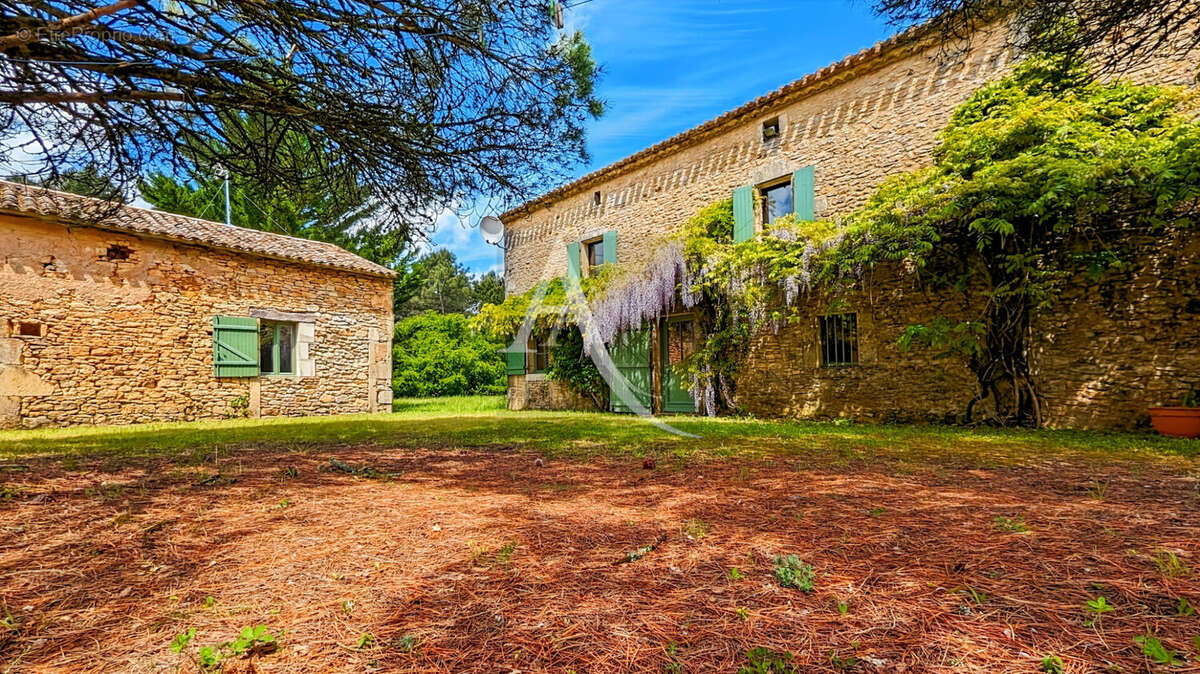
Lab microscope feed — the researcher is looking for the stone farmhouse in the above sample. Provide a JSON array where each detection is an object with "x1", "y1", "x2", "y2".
[
  {"x1": 0, "y1": 181, "x2": 394, "y2": 428},
  {"x1": 499, "y1": 24, "x2": 1200, "y2": 429}
]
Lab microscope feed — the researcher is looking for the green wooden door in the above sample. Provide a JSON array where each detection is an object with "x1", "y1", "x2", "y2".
[
  {"x1": 609, "y1": 328, "x2": 652, "y2": 413},
  {"x1": 661, "y1": 315, "x2": 697, "y2": 413}
]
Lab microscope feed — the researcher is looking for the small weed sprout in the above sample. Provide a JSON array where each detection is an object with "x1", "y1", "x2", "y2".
[
  {"x1": 395, "y1": 634, "x2": 418, "y2": 652},
  {"x1": 1084, "y1": 595, "x2": 1112, "y2": 627},
  {"x1": 356, "y1": 633, "x2": 375, "y2": 649},
  {"x1": 828, "y1": 650, "x2": 859, "y2": 671},
  {"x1": 837, "y1": 601, "x2": 850, "y2": 615},
  {"x1": 1040, "y1": 654, "x2": 1063, "y2": 673},
  {"x1": 993, "y1": 516, "x2": 1029, "y2": 533},
  {"x1": 1134, "y1": 633, "x2": 1182, "y2": 666},
  {"x1": 736, "y1": 607, "x2": 749, "y2": 621},
  {"x1": 203, "y1": 595, "x2": 217, "y2": 609},
  {"x1": 1151, "y1": 549, "x2": 1191, "y2": 578},
  {"x1": 773, "y1": 555, "x2": 815, "y2": 592},
  {"x1": 958, "y1": 587, "x2": 987, "y2": 605},
  {"x1": 170, "y1": 627, "x2": 196, "y2": 653},
  {"x1": 867, "y1": 507, "x2": 886, "y2": 517},
  {"x1": 225, "y1": 395, "x2": 250, "y2": 419},
  {"x1": 495, "y1": 540, "x2": 518, "y2": 567},
  {"x1": 1177, "y1": 597, "x2": 1194, "y2": 616},
  {"x1": 739, "y1": 647, "x2": 799, "y2": 674},
  {"x1": 729, "y1": 566, "x2": 745, "y2": 581},
  {"x1": 170, "y1": 625, "x2": 280, "y2": 671},
  {"x1": 1087, "y1": 479, "x2": 1109, "y2": 500},
  {"x1": 683, "y1": 518, "x2": 710, "y2": 540}
]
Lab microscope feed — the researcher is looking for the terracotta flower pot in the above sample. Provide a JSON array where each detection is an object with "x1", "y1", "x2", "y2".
[{"x1": 1148, "y1": 407, "x2": 1200, "y2": 439}]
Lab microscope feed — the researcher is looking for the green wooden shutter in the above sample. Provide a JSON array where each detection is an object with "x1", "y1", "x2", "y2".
[
  {"x1": 602, "y1": 230, "x2": 617, "y2": 264},
  {"x1": 566, "y1": 241, "x2": 581, "y2": 282},
  {"x1": 793, "y1": 165, "x2": 815, "y2": 221},
  {"x1": 732, "y1": 185, "x2": 754, "y2": 243},
  {"x1": 505, "y1": 346, "x2": 525, "y2": 375},
  {"x1": 213, "y1": 316, "x2": 259, "y2": 377}
]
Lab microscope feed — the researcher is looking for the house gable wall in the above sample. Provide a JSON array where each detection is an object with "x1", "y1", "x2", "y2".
[{"x1": 500, "y1": 26, "x2": 1200, "y2": 429}]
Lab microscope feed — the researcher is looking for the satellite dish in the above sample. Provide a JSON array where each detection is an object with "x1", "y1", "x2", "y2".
[{"x1": 480, "y1": 215, "x2": 505, "y2": 246}]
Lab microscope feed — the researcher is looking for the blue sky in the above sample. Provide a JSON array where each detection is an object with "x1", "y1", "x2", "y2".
[{"x1": 435, "y1": 0, "x2": 897, "y2": 275}]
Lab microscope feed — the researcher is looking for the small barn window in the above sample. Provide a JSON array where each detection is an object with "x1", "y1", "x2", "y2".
[
  {"x1": 593, "y1": 191, "x2": 602, "y2": 206},
  {"x1": 103, "y1": 244, "x2": 132, "y2": 261},
  {"x1": 762, "y1": 117, "x2": 781, "y2": 141},
  {"x1": 259, "y1": 321, "x2": 296, "y2": 375},
  {"x1": 819, "y1": 313, "x2": 859, "y2": 366},
  {"x1": 15, "y1": 321, "x2": 42, "y2": 337}
]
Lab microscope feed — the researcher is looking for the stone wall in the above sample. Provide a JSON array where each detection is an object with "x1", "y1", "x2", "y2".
[
  {"x1": 499, "y1": 23, "x2": 1200, "y2": 429},
  {"x1": 1032, "y1": 231, "x2": 1200, "y2": 429},
  {"x1": 736, "y1": 267, "x2": 982, "y2": 424},
  {"x1": 0, "y1": 214, "x2": 394, "y2": 428},
  {"x1": 506, "y1": 373, "x2": 599, "y2": 412}
]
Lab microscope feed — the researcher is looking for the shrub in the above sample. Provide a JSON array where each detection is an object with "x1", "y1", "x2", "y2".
[
  {"x1": 392, "y1": 312, "x2": 506, "y2": 397},
  {"x1": 773, "y1": 555, "x2": 814, "y2": 592}
]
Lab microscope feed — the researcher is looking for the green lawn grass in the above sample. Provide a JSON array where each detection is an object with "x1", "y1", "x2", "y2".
[{"x1": 0, "y1": 395, "x2": 1195, "y2": 466}]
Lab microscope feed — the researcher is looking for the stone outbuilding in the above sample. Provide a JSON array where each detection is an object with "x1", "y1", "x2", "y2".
[
  {"x1": 0, "y1": 180, "x2": 395, "y2": 428},
  {"x1": 499, "y1": 23, "x2": 1200, "y2": 429}
]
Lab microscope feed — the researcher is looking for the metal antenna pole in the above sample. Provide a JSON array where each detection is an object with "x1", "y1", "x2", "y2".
[{"x1": 222, "y1": 171, "x2": 232, "y2": 226}]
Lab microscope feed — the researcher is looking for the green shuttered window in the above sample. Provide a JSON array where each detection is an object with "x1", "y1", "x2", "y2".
[
  {"x1": 505, "y1": 346, "x2": 526, "y2": 375},
  {"x1": 213, "y1": 316, "x2": 259, "y2": 377},
  {"x1": 732, "y1": 185, "x2": 754, "y2": 243},
  {"x1": 566, "y1": 241, "x2": 582, "y2": 282},
  {"x1": 602, "y1": 229, "x2": 617, "y2": 264},
  {"x1": 793, "y1": 165, "x2": 815, "y2": 221}
]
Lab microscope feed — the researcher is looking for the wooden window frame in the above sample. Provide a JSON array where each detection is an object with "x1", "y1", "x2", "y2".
[
  {"x1": 527, "y1": 334, "x2": 551, "y2": 374},
  {"x1": 758, "y1": 176, "x2": 793, "y2": 226},
  {"x1": 818, "y1": 313, "x2": 859, "y2": 367},
  {"x1": 583, "y1": 236, "x2": 605, "y2": 274},
  {"x1": 259, "y1": 320, "x2": 298, "y2": 376}
]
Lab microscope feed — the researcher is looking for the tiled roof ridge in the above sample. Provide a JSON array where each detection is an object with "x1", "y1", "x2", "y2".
[{"x1": 0, "y1": 179, "x2": 397, "y2": 278}]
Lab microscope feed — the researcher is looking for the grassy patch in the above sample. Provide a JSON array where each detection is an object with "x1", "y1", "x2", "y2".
[{"x1": 0, "y1": 396, "x2": 1196, "y2": 469}]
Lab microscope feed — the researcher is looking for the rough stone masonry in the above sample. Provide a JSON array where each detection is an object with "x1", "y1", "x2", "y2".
[
  {"x1": 0, "y1": 184, "x2": 394, "y2": 429},
  {"x1": 499, "y1": 24, "x2": 1200, "y2": 429}
]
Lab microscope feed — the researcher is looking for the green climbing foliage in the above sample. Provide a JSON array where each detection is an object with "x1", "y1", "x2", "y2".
[
  {"x1": 470, "y1": 264, "x2": 619, "y2": 339},
  {"x1": 674, "y1": 48, "x2": 1200, "y2": 423},
  {"x1": 474, "y1": 44, "x2": 1200, "y2": 423},
  {"x1": 546, "y1": 327, "x2": 607, "y2": 409}
]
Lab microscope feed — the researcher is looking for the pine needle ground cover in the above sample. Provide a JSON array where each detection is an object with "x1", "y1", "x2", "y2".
[{"x1": 1, "y1": 399, "x2": 1197, "y2": 672}]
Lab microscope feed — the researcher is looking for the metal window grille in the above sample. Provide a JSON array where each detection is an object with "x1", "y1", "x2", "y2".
[{"x1": 819, "y1": 313, "x2": 859, "y2": 366}]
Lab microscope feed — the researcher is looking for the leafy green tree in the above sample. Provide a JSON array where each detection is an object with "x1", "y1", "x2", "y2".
[
  {"x1": 471, "y1": 271, "x2": 506, "y2": 312},
  {"x1": 138, "y1": 112, "x2": 419, "y2": 291},
  {"x1": 398, "y1": 250, "x2": 474, "y2": 317},
  {"x1": 873, "y1": 0, "x2": 1199, "y2": 74},
  {"x1": 3, "y1": 1, "x2": 603, "y2": 239},
  {"x1": 7, "y1": 165, "x2": 121, "y2": 201},
  {"x1": 391, "y1": 312, "x2": 505, "y2": 397}
]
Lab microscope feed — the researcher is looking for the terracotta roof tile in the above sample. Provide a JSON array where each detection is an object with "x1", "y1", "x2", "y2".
[{"x1": 0, "y1": 180, "x2": 396, "y2": 278}]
